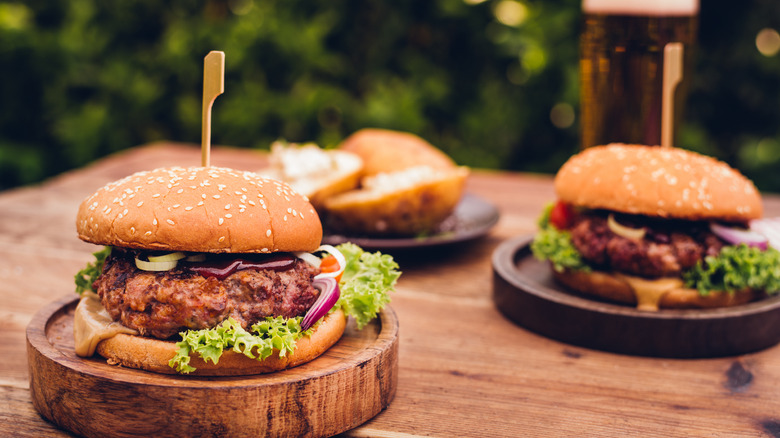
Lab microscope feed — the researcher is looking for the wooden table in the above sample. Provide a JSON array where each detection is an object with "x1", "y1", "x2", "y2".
[{"x1": 4, "y1": 142, "x2": 780, "y2": 437}]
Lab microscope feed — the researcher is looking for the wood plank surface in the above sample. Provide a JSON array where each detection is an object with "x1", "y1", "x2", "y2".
[{"x1": 3, "y1": 142, "x2": 780, "y2": 437}]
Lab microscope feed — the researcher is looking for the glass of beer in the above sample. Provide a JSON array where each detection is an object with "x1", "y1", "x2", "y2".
[{"x1": 580, "y1": 0, "x2": 699, "y2": 149}]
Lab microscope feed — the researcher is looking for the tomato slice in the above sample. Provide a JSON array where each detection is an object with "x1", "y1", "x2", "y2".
[
  {"x1": 319, "y1": 255, "x2": 342, "y2": 282},
  {"x1": 549, "y1": 201, "x2": 575, "y2": 230}
]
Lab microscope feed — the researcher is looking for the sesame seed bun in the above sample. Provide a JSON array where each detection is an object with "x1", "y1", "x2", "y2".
[
  {"x1": 95, "y1": 309, "x2": 347, "y2": 376},
  {"x1": 554, "y1": 144, "x2": 763, "y2": 222},
  {"x1": 76, "y1": 166, "x2": 322, "y2": 253}
]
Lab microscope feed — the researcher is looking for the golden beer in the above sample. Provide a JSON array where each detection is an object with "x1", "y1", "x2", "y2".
[{"x1": 580, "y1": 1, "x2": 698, "y2": 148}]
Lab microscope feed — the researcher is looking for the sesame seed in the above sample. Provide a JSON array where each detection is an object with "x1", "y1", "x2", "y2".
[
  {"x1": 173, "y1": 204, "x2": 180, "y2": 208},
  {"x1": 284, "y1": 215, "x2": 288, "y2": 221},
  {"x1": 185, "y1": 206, "x2": 193, "y2": 211},
  {"x1": 225, "y1": 204, "x2": 231, "y2": 210},
  {"x1": 266, "y1": 229, "x2": 272, "y2": 237},
  {"x1": 153, "y1": 193, "x2": 161, "y2": 198},
  {"x1": 167, "y1": 219, "x2": 175, "y2": 225},
  {"x1": 153, "y1": 218, "x2": 158, "y2": 225},
  {"x1": 202, "y1": 194, "x2": 207, "y2": 199},
  {"x1": 225, "y1": 213, "x2": 232, "y2": 218},
  {"x1": 105, "y1": 208, "x2": 112, "y2": 214},
  {"x1": 197, "y1": 201, "x2": 204, "y2": 206},
  {"x1": 213, "y1": 195, "x2": 221, "y2": 199},
  {"x1": 219, "y1": 218, "x2": 224, "y2": 225},
  {"x1": 130, "y1": 227, "x2": 135, "y2": 234},
  {"x1": 219, "y1": 236, "x2": 225, "y2": 242},
  {"x1": 137, "y1": 201, "x2": 144, "y2": 207},
  {"x1": 145, "y1": 231, "x2": 152, "y2": 236}
]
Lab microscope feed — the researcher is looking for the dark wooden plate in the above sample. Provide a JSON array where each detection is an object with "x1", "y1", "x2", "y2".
[
  {"x1": 322, "y1": 193, "x2": 500, "y2": 250},
  {"x1": 492, "y1": 235, "x2": 780, "y2": 358},
  {"x1": 27, "y1": 296, "x2": 398, "y2": 438}
]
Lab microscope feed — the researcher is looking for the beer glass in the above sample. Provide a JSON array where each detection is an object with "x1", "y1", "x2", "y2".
[{"x1": 580, "y1": 0, "x2": 698, "y2": 149}]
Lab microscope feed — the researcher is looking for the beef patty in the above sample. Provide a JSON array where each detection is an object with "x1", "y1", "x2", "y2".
[
  {"x1": 569, "y1": 213, "x2": 725, "y2": 278},
  {"x1": 93, "y1": 249, "x2": 321, "y2": 339}
]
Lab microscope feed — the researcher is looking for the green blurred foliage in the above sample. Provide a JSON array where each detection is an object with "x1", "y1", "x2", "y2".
[{"x1": 0, "y1": 0, "x2": 779, "y2": 193}]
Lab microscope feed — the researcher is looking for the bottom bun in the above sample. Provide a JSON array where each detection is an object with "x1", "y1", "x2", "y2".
[
  {"x1": 552, "y1": 269, "x2": 758, "y2": 310},
  {"x1": 96, "y1": 309, "x2": 347, "y2": 376},
  {"x1": 324, "y1": 166, "x2": 469, "y2": 236}
]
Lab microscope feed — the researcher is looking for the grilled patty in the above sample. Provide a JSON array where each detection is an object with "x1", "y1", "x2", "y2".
[
  {"x1": 569, "y1": 213, "x2": 725, "y2": 278},
  {"x1": 93, "y1": 249, "x2": 321, "y2": 339}
]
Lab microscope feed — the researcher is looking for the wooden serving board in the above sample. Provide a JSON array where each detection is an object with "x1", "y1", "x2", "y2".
[
  {"x1": 27, "y1": 296, "x2": 398, "y2": 438},
  {"x1": 492, "y1": 235, "x2": 780, "y2": 358}
]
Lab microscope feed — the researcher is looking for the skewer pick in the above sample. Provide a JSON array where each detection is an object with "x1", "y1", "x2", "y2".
[
  {"x1": 661, "y1": 43, "x2": 683, "y2": 148},
  {"x1": 201, "y1": 51, "x2": 225, "y2": 167}
]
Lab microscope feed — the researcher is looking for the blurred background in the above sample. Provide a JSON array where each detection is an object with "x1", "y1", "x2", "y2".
[{"x1": 1, "y1": 0, "x2": 779, "y2": 192}]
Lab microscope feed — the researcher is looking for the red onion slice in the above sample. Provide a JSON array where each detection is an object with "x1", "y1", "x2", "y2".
[
  {"x1": 750, "y1": 218, "x2": 780, "y2": 250},
  {"x1": 302, "y1": 277, "x2": 340, "y2": 330},
  {"x1": 710, "y1": 222, "x2": 769, "y2": 250}
]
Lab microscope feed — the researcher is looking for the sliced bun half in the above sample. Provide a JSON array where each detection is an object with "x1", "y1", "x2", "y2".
[
  {"x1": 260, "y1": 141, "x2": 363, "y2": 210},
  {"x1": 554, "y1": 144, "x2": 763, "y2": 222},
  {"x1": 324, "y1": 166, "x2": 469, "y2": 235},
  {"x1": 76, "y1": 166, "x2": 322, "y2": 253},
  {"x1": 95, "y1": 309, "x2": 347, "y2": 376}
]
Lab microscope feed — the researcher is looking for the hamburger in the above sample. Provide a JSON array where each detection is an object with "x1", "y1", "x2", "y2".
[
  {"x1": 73, "y1": 166, "x2": 399, "y2": 375},
  {"x1": 532, "y1": 144, "x2": 780, "y2": 311}
]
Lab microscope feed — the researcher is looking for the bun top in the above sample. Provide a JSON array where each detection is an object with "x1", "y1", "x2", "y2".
[
  {"x1": 554, "y1": 144, "x2": 763, "y2": 222},
  {"x1": 339, "y1": 128, "x2": 456, "y2": 176},
  {"x1": 77, "y1": 166, "x2": 322, "y2": 253}
]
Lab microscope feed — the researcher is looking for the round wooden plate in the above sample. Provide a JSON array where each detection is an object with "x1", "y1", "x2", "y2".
[
  {"x1": 492, "y1": 235, "x2": 780, "y2": 358},
  {"x1": 27, "y1": 296, "x2": 398, "y2": 438}
]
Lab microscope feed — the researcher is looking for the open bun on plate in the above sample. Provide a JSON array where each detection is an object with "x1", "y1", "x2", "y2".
[
  {"x1": 324, "y1": 165, "x2": 470, "y2": 236},
  {"x1": 260, "y1": 141, "x2": 363, "y2": 209}
]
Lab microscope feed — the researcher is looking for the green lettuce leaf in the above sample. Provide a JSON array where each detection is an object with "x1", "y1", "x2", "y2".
[
  {"x1": 169, "y1": 316, "x2": 310, "y2": 374},
  {"x1": 335, "y1": 242, "x2": 401, "y2": 329},
  {"x1": 74, "y1": 246, "x2": 112, "y2": 295},
  {"x1": 530, "y1": 204, "x2": 588, "y2": 273},
  {"x1": 683, "y1": 244, "x2": 780, "y2": 295}
]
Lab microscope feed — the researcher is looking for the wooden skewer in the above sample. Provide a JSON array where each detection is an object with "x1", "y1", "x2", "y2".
[
  {"x1": 201, "y1": 51, "x2": 225, "y2": 167},
  {"x1": 661, "y1": 42, "x2": 683, "y2": 148}
]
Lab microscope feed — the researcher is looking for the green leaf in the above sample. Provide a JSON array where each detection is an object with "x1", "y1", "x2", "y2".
[
  {"x1": 74, "y1": 246, "x2": 112, "y2": 295},
  {"x1": 335, "y1": 243, "x2": 400, "y2": 329},
  {"x1": 168, "y1": 316, "x2": 309, "y2": 374},
  {"x1": 683, "y1": 245, "x2": 780, "y2": 295},
  {"x1": 530, "y1": 208, "x2": 588, "y2": 273}
]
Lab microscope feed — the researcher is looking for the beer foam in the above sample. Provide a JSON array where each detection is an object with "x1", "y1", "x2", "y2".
[{"x1": 583, "y1": 0, "x2": 698, "y2": 16}]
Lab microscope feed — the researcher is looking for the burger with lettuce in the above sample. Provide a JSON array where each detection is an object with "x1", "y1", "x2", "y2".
[
  {"x1": 532, "y1": 144, "x2": 780, "y2": 311},
  {"x1": 73, "y1": 166, "x2": 400, "y2": 375}
]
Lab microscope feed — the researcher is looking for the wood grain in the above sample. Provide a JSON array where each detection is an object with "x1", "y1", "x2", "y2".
[{"x1": 4, "y1": 143, "x2": 780, "y2": 437}]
